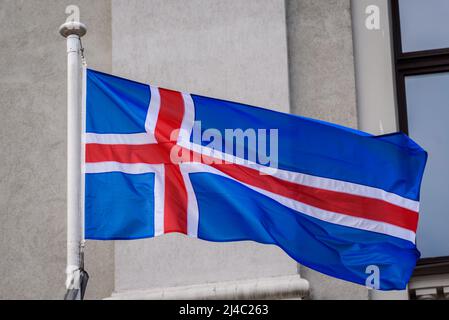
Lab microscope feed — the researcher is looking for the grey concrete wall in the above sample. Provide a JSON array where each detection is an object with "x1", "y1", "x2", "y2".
[
  {"x1": 0, "y1": 0, "x2": 114, "y2": 299},
  {"x1": 286, "y1": 0, "x2": 367, "y2": 299},
  {"x1": 110, "y1": 0, "x2": 296, "y2": 292},
  {"x1": 286, "y1": 0, "x2": 357, "y2": 128}
]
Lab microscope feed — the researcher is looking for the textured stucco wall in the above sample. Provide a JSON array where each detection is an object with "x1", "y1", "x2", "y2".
[
  {"x1": 286, "y1": 0, "x2": 368, "y2": 299},
  {"x1": 286, "y1": 0, "x2": 357, "y2": 128},
  {"x1": 110, "y1": 0, "x2": 296, "y2": 293},
  {"x1": 0, "y1": 0, "x2": 114, "y2": 299}
]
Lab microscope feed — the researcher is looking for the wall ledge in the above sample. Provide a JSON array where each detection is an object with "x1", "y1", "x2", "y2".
[{"x1": 106, "y1": 275, "x2": 309, "y2": 300}]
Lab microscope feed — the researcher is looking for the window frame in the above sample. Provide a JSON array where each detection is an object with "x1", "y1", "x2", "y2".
[{"x1": 391, "y1": 0, "x2": 449, "y2": 275}]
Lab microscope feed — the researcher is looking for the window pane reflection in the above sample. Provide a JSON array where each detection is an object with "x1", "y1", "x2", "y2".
[{"x1": 399, "y1": 0, "x2": 449, "y2": 52}]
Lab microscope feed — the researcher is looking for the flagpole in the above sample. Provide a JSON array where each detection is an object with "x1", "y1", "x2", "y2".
[{"x1": 59, "y1": 20, "x2": 87, "y2": 300}]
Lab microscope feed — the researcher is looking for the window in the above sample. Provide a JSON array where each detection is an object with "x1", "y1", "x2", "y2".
[
  {"x1": 391, "y1": 0, "x2": 449, "y2": 277},
  {"x1": 398, "y1": 0, "x2": 449, "y2": 53},
  {"x1": 405, "y1": 73, "x2": 449, "y2": 258}
]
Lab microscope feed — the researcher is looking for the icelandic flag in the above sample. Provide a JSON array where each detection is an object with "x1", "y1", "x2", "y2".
[{"x1": 84, "y1": 69, "x2": 427, "y2": 290}]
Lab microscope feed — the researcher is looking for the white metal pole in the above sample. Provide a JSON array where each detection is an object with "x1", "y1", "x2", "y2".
[{"x1": 59, "y1": 21, "x2": 87, "y2": 294}]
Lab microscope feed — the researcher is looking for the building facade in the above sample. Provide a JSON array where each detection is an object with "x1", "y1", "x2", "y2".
[{"x1": 0, "y1": 0, "x2": 447, "y2": 299}]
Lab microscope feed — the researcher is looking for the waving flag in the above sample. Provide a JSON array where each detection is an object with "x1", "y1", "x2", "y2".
[{"x1": 84, "y1": 69, "x2": 427, "y2": 290}]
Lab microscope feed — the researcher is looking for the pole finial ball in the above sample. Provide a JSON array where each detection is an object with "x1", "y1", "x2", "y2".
[{"x1": 59, "y1": 21, "x2": 87, "y2": 38}]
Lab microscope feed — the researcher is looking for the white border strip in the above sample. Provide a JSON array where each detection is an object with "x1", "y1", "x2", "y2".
[
  {"x1": 145, "y1": 86, "x2": 161, "y2": 137},
  {"x1": 86, "y1": 161, "x2": 159, "y2": 174},
  {"x1": 153, "y1": 165, "x2": 165, "y2": 237},
  {"x1": 179, "y1": 162, "x2": 416, "y2": 243},
  {"x1": 86, "y1": 132, "x2": 155, "y2": 145},
  {"x1": 180, "y1": 166, "x2": 199, "y2": 237},
  {"x1": 178, "y1": 93, "x2": 195, "y2": 145}
]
